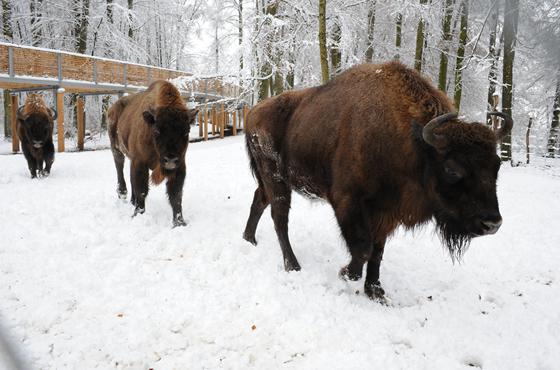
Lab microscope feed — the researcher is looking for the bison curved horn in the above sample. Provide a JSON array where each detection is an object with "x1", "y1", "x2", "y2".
[
  {"x1": 49, "y1": 108, "x2": 58, "y2": 120},
  {"x1": 422, "y1": 112, "x2": 458, "y2": 149},
  {"x1": 16, "y1": 106, "x2": 25, "y2": 120},
  {"x1": 488, "y1": 112, "x2": 513, "y2": 141}
]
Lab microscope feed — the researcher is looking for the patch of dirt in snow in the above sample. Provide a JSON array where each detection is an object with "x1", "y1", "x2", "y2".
[{"x1": 0, "y1": 136, "x2": 559, "y2": 369}]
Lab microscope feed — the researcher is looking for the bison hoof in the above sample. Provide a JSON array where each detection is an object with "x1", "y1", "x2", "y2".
[
  {"x1": 38, "y1": 170, "x2": 50, "y2": 178},
  {"x1": 339, "y1": 266, "x2": 362, "y2": 281},
  {"x1": 284, "y1": 258, "x2": 301, "y2": 272},
  {"x1": 117, "y1": 191, "x2": 127, "y2": 200},
  {"x1": 132, "y1": 207, "x2": 145, "y2": 217},
  {"x1": 243, "y1": 232, "x2": 257, "y2": 246},
  {"x1": 173, "y1": 219, "x2": 187, "y2": 228},
  {"x1": 364, "y1": 280, "x2": 386, "y2": 302}
]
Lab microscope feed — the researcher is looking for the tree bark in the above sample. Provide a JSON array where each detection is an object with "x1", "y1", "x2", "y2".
[
  {"x1": 365, "y1": 1, "x2": 376, "y2": 63},
  {"x1": 547, "y1": 76, "x2": 560, "y2": 157},
  {"x1": 74, "y1": 0, "x2": 90, "y2": 54},
  {"x1": 438, "y1": 0, "x2": 454, "y2": 92},
  {"x1": 128, "y1": 0, "x2": 134, "y2": 39},
  {"x1": 2, "y1": 0, "x2": 13, "y2": 137},
  {"x1": 319, "y1": 0, "x2": 329, "y2": 83},
  {"x1": 330, "y1": 20, "x2": 342, "y2": 77},
  {"x1": 414, "y1": 0, "x2": 428, "y2": 72},
  {"x1": 238, "y1": 0, "x2": 244, "y2": 82},
  {"x1": 453, "y1": 0, "x2": 469, "y2": 111},
  {"x1": 500, "y1": 0, "x2": 519, "y2": 162},
  {"x1": 486, "y1": 0, "x2": 500, "y2": 127},
  {"x1": 30, "y1": 0, "x2": 43, "y2": 46},
  {"x1": 395, "y1": 12, "x2": 403, "y2": 60},
  {"x1": 526, "y1": 117, "x2": 532, "y2": 164}
]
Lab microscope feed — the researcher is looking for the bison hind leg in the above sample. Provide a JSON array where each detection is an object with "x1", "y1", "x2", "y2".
[{"x1": 243, "y1": 186, "x2": 269, "y2": 245}]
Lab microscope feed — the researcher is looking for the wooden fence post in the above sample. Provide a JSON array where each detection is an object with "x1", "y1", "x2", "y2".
[
  {"x1": 232, "y1": 110, "x2": 237, "y2": 136},
  {"x1": 220, "y1": 103, "x2": 225, "y2": 138},
  {"x1": 243, "y1": 106, "x2": 248, "y2": 130},
  {"x1": 56, "y1": 88, "x2": 65, "y2": 152},
  {"x1": 77, "y1": 96, "x2": 85, "y2": 151},
  {"x1": 10, "y1": 95, "x2": 19, "y2": 153},
  {"x1": 204, "y1": 105, "x2": 208, "y2": 141},
  {"x1": 198, "y1": 105, "x2": 203, "y2": 137},
  {"x1": 211, "y1": 107, "x2": 216, "y2": 135}
]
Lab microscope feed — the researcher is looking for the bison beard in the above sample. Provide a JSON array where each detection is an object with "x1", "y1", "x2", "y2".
[
  {"x1": 434, "y1": 211, "x2": 473, "y2": 262},
  {"x1": 243, "y1": 61, "x2": 512, "y2": 302}
]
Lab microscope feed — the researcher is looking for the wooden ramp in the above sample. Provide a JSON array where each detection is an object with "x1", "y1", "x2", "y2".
[{"x1": 1, "y1": 42, "x2": 248, "y2": 153}]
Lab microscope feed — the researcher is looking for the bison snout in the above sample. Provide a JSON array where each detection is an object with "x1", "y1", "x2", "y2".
[
  {"x1": 475, "y1": 212, "x2": 502, "y2": 235},
  {"x1": 162, "y1": 156, "x2": 179, "y2": 170},
  {"x1": 33, "y1": 140, "x2": 44, "y2": 148}
]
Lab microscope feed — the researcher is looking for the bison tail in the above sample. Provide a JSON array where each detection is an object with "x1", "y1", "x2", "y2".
[
  {"x1": 245, "y1": 131, "x2": 264, "y2": 190},
  {"x1": 151, "y1": 165, "x2": 166, "y2": 185}
]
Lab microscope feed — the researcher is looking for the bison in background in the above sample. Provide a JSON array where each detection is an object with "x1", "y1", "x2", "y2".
[
  {"x1": 16, "y1": 94, "x2": 57, "y2": 178},
  {"x1": 243, "y1": 61, "x2": 512, "y2": 301},
  {"x1": 108, "y1": 80, "x2": 198, "y2": 227}
]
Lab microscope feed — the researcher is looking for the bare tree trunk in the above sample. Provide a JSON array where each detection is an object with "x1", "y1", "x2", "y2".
[
  {"x1": 30, "y1": 0, "x2": 43, "y2": 46},
  {"x1": 365, "y1": 1, "x2": 376, "y2": 62},
  {"x1": 547, "y1": 76, "x2": 560, "y2": 157},
  {"x1": 453, "y1": 0, "x2": 469, "y2": 111},
  {"x1": 257, "y1": 1, "x2": 276, "y2": 101},
  {"x1": 128, "y1": 0, "x2": 134, "y2": 39},
  {"x1": 2, "y1": 0, "x2": 13, "y2": 137},
  {"x1": 319, "y1": 0, "x2": 329, "y2": 83},
  {"x1": 330, "y1": 20, "x2": 342, "y2": 77},
  {"x1": 501, "y1": 0, "x2": 519, "y2": 162},
  {"x1": 486, "y1": 0, "x2": 500, "y2": 127},
  {"x1": 238, "y1": 0, "x2": 244, "y2": 84},
  {"x1": 101, "y1": 0, "x2": 115, "y2": 132},
  {"x1": 71, "y1": 0, "x2": 90, "y2": 130},
  {"x1": 438, "y1": 0, "x2": 454, "y2": 92},
  {"x1": 526, "y1": 117, "x2": 532, "y2": 164},
  {"x1": 414, "y1": 0, "x2": 428, "y2": 72},
  {"x1": 395, "y1": 12, "x2": 403, "y2": 60}
]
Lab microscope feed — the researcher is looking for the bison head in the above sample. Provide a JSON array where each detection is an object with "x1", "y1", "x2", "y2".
[
  {"x1": 142, "y1": 106, "x2": 198, "y2": 172},
  {"x1": 17, "y1": 104, "x2": 56, "y2": 149},
  {"x1": 418, "y1": 112, "x2": 513, "y2": 260}
]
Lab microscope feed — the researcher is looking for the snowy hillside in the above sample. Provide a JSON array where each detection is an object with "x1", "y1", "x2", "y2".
[{"x1": 0, "y1": 136, "x2": 559, "y2": 369}]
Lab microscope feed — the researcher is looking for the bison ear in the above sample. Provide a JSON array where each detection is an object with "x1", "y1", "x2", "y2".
[
  {"x1": 16, "y1": 106, "x2": 28, "y2": 121},
  {"x1": 142, "y1": 110, "x2": 156, "y2": 125},
  {"x1": 188, "y1": 108, "x2": 199, "y2": 124}
]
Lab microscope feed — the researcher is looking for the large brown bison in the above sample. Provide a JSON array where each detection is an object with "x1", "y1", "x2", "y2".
[
  {"x1": 16, "y1": 94, "x2": 57, "y2": 178},
  {"x1": 243, "y1": 61, "x2": 512, "y2": 301},
  {"x1": 108, "y1": 80, "x2": 198, "y2": 227}
]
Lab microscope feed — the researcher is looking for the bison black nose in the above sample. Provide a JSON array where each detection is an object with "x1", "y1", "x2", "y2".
[
  {"x1": 163, "y1": 156, "x2": 179, "y2": 170},
  {"x1": 476, "y1": 212, "x2": 502, "y2": 235}
]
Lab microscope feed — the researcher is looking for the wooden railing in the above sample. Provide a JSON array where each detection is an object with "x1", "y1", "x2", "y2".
[
  {"x1": 1, "y1": 42, "x2": 248, "y2": 153},
  {"x1": 0, "y1": 42, "x2": 241, "y2": 98}
]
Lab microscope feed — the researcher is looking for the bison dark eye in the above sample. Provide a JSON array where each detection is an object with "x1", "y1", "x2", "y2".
[{"x1": 443, "y1": 164, "x2": 465, "y2": 184}]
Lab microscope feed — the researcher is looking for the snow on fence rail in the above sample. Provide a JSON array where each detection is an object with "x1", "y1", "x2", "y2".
[{"x1": 0, "y1": 42, "x2": 248, "y2": 153}]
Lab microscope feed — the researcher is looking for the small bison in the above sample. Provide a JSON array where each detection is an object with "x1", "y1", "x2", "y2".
[
  {"x1": 243, "y1": 61, "x2": 512, "y2": 301},
  {"x1": 108, "y1": 80, "x2": 198, "y2": 227},
  {"x1": 16, "y1": 94, "x2": 57, "y2": 178}
]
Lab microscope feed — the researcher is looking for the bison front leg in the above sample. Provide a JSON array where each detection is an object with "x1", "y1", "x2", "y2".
[
  {"x1": 333, "y1": 194, "x2": 372, "y2": 281},
  {"x1": 111, "y1": 147, "x2": 127, "y2": 199},
  {"x1": 167, "y1": 165, "x2": 186, "y2": 227},
  {"x1": 130, "y1": 161, "x2": 149, "y2": 217},
  {"x1": 21, "y1": 143, "x2": 38, "y2": 178},
  {"x1": 364, "y1": 238, "x2": 386, "y2": 301},
  {"x1": 42, "y1": 141, "x2": 55, "y2": 177}
]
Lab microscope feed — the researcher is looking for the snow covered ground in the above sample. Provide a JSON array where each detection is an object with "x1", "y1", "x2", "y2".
[{"x1": 0, "y1": 135, "x2": 559, "y2": 369}]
